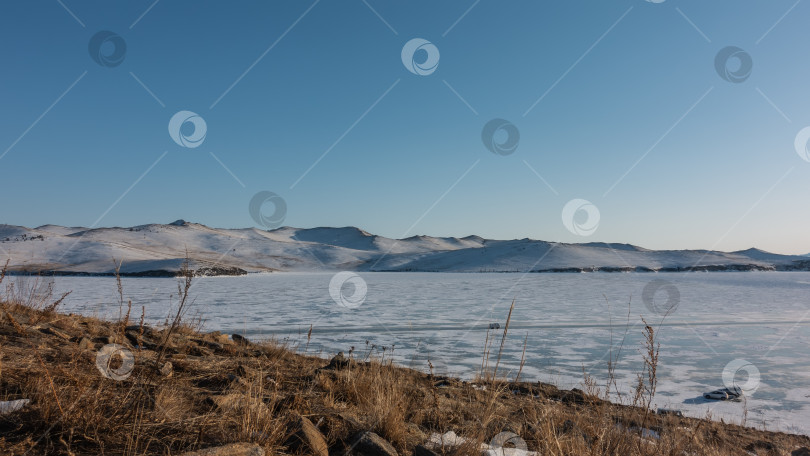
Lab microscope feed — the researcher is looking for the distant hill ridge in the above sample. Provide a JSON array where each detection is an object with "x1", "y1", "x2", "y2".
[{"x1": 1, "y1": 221, "x2": 808, "y2": 276}]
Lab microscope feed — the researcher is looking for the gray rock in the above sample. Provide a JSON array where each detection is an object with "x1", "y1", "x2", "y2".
[
  {"x1": 0, "y1": 399, "x2": 30, "y2": 415},
  {"x1": 349, "y1": 431, "x2": 398, "y2": 456}
]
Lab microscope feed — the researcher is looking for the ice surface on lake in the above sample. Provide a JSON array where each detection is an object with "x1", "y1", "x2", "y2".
[{"x1": 48, "y1": 272, "x2": 810, "y2": 435}]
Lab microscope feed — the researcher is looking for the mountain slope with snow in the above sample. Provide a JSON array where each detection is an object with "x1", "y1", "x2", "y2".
[{"x1": 0, "y1": 221, "x2": 807, "y2": 275}]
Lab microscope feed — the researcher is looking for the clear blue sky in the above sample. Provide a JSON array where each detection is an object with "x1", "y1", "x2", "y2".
[{"x1": 1, "y1": 0, "x2": 809, "y2": 254}]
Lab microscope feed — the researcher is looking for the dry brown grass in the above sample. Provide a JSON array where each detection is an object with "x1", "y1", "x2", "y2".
[{"x1": 0, "y1": 267, "x2": 808, "y2": 455}]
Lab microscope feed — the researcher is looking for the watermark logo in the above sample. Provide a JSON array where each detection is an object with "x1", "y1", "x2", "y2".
[
  {"x1": 722, "y1": 358, "x2": 760, "y2": 395},
  {"x1": 642, "y1": 279, "x2": 680, "y2": 316},
  {"x1": 88, "y1": 31, "x2": 127, "y2": 67},
  {"x1": 329, "y1": 271, "x2": 367, "y2": 309},
  {"x1": 714, "y1": 46, "x2": 752, "y2": 83},
  {"x1": 168, "y1": 111, "x2": 207, "y2": 148},
  {"x1": 249, "y1": 191, "x2": 287, "y2": 229},
  {"x1": 561, "y1": 199, "x2": 600, "y2": 236},
  {"x1": 482, "y1": 119, "x2": 520, "y2": 156},
  {"x1": 794, "y1": 127, "x2": 810, "y2": 162},
  {"x1": 95, "y1": 344, "x2": 135, "y2": 381},
  {"x1": 489, "y1": 431, "x2": 529, "y2": 454},
  {"x1": 401, "y1": 38, "x2": 440, "y2": 76}
]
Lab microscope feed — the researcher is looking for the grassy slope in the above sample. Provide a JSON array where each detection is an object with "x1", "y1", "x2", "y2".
[{"x1": 0, "y1": 293, "x2": 809, "y2": 454}]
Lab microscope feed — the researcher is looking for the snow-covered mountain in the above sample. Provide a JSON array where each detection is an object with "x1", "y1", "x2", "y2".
[{"x1": 1, "y1": 221, "x2": 808, "y2": 276}]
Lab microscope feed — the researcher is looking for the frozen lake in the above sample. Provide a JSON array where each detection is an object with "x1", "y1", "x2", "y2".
[{"x1": 39, "y1": 271, "x2": 810, "y2": 435}]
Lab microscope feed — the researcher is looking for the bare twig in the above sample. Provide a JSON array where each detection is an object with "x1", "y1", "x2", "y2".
[
  {"x1": 156, "y1": 257, "x2": 194, "y2": 366},
  {"x1": 114, "y1": 259, "x2": 124, "y2": 320},
  {"x1": 493, "y1": 299, "x2": 516, "y2": 382}
]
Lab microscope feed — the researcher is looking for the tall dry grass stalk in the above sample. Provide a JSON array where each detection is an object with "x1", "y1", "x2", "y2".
[
  {"x1": 636, "y1": 319, "x2": 660, "y2": 432},
  {"x1": 492, "y1": 298, "x2": 516, "y2": 381}
]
